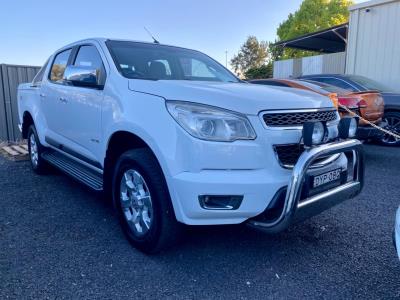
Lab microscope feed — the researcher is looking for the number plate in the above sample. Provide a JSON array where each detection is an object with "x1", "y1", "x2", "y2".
[{"x1": 313, "y1": 169, "x2": 342, "y2": 188}]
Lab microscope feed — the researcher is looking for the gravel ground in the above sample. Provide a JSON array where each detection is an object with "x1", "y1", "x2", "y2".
[{"x1": 1, "y1": 144, "x2": 399, "y2": 299}]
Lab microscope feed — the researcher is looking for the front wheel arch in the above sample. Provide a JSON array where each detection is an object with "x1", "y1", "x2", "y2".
[
  {"x1": 112, "y1": 148, "x2": 182, "y2": 253},
  {"x1": 103, "y1": 131, "x2": 166, "y2": 205}
]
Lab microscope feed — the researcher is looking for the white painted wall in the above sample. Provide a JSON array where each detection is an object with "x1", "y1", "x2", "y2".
[{"x1": 346, "y1": 0, "x2": 400, "y2": 92}]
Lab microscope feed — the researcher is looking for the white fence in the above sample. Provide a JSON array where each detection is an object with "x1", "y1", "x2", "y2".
[{"x1": 273, "y1": 52, "x2": 346, "y2": 78}]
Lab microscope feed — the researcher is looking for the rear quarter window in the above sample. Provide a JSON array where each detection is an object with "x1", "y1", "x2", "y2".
[{"x1": 32, "y1": 59, "x2": 49, "y2": 86}]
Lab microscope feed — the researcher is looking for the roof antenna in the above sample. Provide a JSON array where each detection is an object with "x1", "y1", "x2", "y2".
[{"x1": 144, "y1": 27, "x2": 160, "y2": 44}]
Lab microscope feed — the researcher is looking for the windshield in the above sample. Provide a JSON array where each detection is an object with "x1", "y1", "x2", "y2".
[
  {"x1": 107, "y1": 41, "x2": 239, "y2": 82},
  {"x1": 347, "y1": 75, "x2": 393, "y2": 92}
]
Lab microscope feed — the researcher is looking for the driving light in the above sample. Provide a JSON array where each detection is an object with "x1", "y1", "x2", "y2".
[
  {"x1": 166, "y1": 101, "x2": 256, "y2": 142},
  {"x1": 302, "y1": 121, "x2": 326, "y2": 147},
  {"x1": 338, "y1": 117, "x2": 358, "y2": 139}
]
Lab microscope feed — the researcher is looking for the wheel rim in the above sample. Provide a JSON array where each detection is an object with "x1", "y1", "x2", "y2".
[
  {"x1": 29, "y1": 133, "x2": 39, "y2": 167},
  {"x1": 382, "y1": 116, "x2": 400, "y2": 144},
  {"x1": 120, "y1": 169, "x2": 153, "y2": 237}
]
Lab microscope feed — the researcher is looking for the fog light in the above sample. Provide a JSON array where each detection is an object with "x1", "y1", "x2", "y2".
[
  {"x1": 199, "y1": 195, "x2": 243, "y2": 210},
  {"x1": 338, "y1": 117, "x2": 358, "y2": 139},
  {"x1": 302, "y1": 121, "x2": 326, "y2": 147}
]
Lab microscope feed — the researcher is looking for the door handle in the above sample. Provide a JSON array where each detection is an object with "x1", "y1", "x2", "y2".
[{"x1": 59, "y1": 97, "x2": 68, "y2": 103}]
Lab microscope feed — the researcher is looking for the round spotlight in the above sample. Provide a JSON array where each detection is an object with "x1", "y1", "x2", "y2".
[
  {"x1": 348, "y1": 118, "x2": 358, "y2": 138},
  {"x1": 338, "y1": 117, "x2": 359, "y2": 139},
  {"x1": 303, "y1": 121, "x2": 326, "y2": 147},
  {"x1": 312, "y1": 122, "x2": 325, "y2": 144}
]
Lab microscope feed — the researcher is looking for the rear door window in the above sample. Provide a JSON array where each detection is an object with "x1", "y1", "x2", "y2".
[{"x1": 49, "y1": 49, "x2": 72, "y2": 83}]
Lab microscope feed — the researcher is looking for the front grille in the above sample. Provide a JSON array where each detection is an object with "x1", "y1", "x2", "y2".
[
  {"x1": 263, "y1": 110, "x2": 338, "y2": 127},
  {"x1": 274, "y1": 144, "x2": 336, "y2": 168},
  {"x1": 274, "y1": 144, "x2": 304, "y2": 167}
]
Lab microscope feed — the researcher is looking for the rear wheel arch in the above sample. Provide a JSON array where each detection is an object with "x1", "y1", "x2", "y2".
[{"x1": 22, "y1": 111, "x2": 34, "y2": 139}]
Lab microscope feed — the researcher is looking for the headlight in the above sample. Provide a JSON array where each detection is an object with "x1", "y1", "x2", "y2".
[
  {"x1": 166, "y1": 101, "x2": 256, "y2": 142},
  {"x1": 302, "y1": 121, "x2": 326, "y2": 147},
  {"x1": 338, "y1": 117, "x2": 358, "y2": 139}
]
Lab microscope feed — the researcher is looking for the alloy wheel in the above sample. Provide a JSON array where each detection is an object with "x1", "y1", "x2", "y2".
[
  {"x1": 382, "y1": 115, "x2": 400, "y2": 145},
  {"x1": 29, "y1": 133, "x2": 39, "y2": 167},
  {"x1": 120, "y1": 169, "x2": 153, "y2": 237}
]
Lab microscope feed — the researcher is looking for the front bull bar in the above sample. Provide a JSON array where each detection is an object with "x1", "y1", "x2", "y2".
[{"x1": 248, "y1": 139, "x2": 364, "y2": 233}]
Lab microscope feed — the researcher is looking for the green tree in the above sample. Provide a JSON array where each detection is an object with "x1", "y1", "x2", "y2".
[
  {"x1": 276, "y1": 0, "x2": 353, "y2": 59},
  {"x1": 244, "y1": 63, "x2": 273, "y2": 79},
  {"x1": 230, "y1": 36, "x2": 269, "y2": 76},
  {"x1": 269, "y1": 39, "x2": 284, "y2": 61}
]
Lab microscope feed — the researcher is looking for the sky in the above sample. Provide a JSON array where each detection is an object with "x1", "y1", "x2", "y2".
[{"x1": 0, "y1": 0, "x2": 367, "y2": 67}]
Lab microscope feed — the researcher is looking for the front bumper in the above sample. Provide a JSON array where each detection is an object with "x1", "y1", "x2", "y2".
[
  {"x1": 356, "y1": 121, "x2": 387, "y2": 140},
  {"x1": 248, "y1": 139, "x2": 364, "y2": 233}
]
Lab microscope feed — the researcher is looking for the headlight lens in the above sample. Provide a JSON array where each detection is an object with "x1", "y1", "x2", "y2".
[{"x1": 166, "y1": 101, "x2": 256, "y2": 142}]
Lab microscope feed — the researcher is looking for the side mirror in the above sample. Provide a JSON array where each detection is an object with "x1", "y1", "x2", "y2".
[{"x1": 63, "y1": 65, "x2": 102, "y2": 88}]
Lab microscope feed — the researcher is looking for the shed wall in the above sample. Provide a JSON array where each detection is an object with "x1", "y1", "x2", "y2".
[
  {"x1": 346, "y1": 0, "x2": 400, "y2": 92},
  {"x1": 0, "y1": 64, "x2": 40, "y2": 141},
  {"x1": 273, "y1": 52, "x2": 345, "y2": 79}
]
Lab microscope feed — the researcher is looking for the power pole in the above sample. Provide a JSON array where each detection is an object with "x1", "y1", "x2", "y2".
[{"x1": 225, "y1": 50, "x2": 228, "y2": 68}]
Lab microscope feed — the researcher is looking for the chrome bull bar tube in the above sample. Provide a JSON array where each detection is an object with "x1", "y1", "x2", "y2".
[{"x1": 248, "y1": 139, "x2": 364, "y2": 233}]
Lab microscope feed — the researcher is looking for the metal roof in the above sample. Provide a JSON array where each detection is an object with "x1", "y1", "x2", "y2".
[
  {"x1": 273, "y1": 23, "x2": 348, "y2": 54},
  {"x1": 349, "y1": 0, "x2": 399, "y2": 11}
]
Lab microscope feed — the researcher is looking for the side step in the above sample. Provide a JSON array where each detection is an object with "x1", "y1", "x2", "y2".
[{"x1": 42, "y1": 150, "x2": 103, "y2": 191}]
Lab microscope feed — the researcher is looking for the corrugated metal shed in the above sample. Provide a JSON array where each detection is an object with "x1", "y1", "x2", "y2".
[
  {"x1": 273, "y1": 52, "x2": 345, "y2": 78},
  {"x1": 346, "y1": 0, "x2": 400, "y2": 92},
  {"x1": 0, "y1": 64, "x2": 40, "y2": 141},
  {"x1": 273, "y1": 59, "x2": 294, "y2": 78}
]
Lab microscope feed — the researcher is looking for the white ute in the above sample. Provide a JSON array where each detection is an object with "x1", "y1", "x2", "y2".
[{"x1": 18, "y1": 38, "x2": 364, "y2": 253}]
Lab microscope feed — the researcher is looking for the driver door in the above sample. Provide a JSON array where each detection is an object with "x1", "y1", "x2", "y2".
[{"x1": 56, "y1": 44, "x2": 106, "y2": 166}]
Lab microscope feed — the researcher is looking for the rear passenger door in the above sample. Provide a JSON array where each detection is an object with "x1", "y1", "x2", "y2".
[{"x1": 41, "y1": 48, "x2": 73, "y2": 139}]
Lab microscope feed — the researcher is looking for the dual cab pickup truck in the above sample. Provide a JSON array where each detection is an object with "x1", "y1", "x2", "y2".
[{"x1": 18, "y1": 38, "x2": 364, "y2": 253}]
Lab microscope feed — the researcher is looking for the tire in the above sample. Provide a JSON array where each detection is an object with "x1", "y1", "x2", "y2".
[
  {"x1": 27, "y1": 125, "x2": 48, "y2": 174},
  {"x1": 379, "y1": 111, "x2": 400, "y2": 146},
  {"x1": 112, "y1": 148, "x2": 182, "y2": 254}
]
